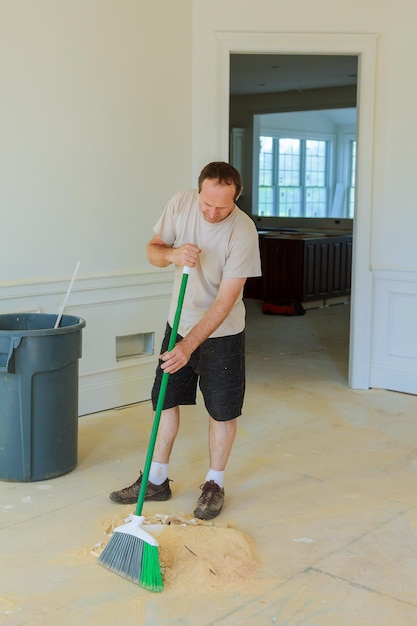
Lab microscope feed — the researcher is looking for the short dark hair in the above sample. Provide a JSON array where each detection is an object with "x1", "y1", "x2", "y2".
[{"x1": 198, "y1": 161, "x2": 242, "y2": 201}]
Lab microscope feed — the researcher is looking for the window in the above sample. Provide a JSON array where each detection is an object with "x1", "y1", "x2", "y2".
[
  {"x1": 278, "y1": 138, "x2": 301, "y2": 216},
  {"x1": 258, "y1": 135, "x2": 329, "y2": 217},
  {"x1": 305, "y1": 139, "x2": 328, "y2": 217},
  {"x1": 347, "y1": 139, "x2": 356, "y2": 218},
  {"x1": 258, "y1": 136, "x2": 274, "y2": 216}
]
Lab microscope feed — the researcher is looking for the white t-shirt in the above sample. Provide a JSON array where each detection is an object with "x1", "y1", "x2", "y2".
[{"x1": 153, "y1": 189, "x2": 262, "y2": 338}]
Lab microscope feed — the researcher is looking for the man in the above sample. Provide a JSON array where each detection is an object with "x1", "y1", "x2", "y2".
[{"x1": 110, "y1": 161, "x2": 261, "y2": 519}]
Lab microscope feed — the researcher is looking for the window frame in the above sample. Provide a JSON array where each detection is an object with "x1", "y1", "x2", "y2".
[{"x1": 256, "y1": 127, "x2": 335, "y2": 218}]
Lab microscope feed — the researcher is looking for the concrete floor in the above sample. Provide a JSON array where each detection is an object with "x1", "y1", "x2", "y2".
[{"x1": 1, "y1": 299, "x2": 417, "y2": 625}]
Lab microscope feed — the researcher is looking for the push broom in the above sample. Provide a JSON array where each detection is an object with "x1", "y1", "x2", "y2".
[{"x1": 98, "y1": 266, "x2": 190, "y2": 592}]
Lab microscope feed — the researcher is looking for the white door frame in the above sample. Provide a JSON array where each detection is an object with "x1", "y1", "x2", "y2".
[{"x1": 215, "y1": 32, "x2": 377, "y2": 389}]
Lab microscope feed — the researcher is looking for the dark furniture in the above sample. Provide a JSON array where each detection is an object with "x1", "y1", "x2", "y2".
[{"x1": 245, "y1": 232, "x2": 353, "y2": 303}]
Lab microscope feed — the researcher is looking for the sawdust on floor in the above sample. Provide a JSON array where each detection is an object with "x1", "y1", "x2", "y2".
[{"x1": 91, "y1": 511, "x2": 261, "y2": 594}]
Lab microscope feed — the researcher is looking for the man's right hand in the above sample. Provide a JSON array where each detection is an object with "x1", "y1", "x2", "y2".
[{"x1": 171, "y1": 243, "x2": 201, "y2": 268}]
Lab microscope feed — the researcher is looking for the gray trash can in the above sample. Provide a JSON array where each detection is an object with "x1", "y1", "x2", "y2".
[{"x1": 0, "y1": 313, "x2": 86, "y2": 482}]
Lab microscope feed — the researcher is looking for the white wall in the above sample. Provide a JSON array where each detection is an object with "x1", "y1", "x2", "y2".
[
  {"x1": 192, "y1": 0, "x2": 417, "y2": 394},
  {"x1": 2, "y1": 0, "x2": 417, "y2": 413},
  {"x1": 1, "y1": 1, "x2": 192, "y2": 280},
  {"x1": 372, "y1": 0, "x2": 417, "y2": 269},
  {"x1": 0, "y1": 0, "x2": 193, "y2": 413}
]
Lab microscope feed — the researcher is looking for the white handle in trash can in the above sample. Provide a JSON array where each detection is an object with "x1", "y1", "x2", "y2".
[{"x1": 54, "y1": 261, "x2": 81, "y2": 329}]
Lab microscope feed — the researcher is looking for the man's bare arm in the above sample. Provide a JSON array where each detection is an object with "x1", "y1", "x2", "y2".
[
  {"x1": 147, "y1": 234, "x2": 200, "y2": 268},
  {"x1": 160, "y1": 276, "x2": 246, "y2": 374}
]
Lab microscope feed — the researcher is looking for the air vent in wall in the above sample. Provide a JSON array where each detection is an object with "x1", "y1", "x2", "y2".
[{"x1": 116, "y1": 332, "x2": 155, "y2": 362}]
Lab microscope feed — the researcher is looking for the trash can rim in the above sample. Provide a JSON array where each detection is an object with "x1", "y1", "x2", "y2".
[{"x1": 0, "y1": 313, "x2": 86, "y2": 335}]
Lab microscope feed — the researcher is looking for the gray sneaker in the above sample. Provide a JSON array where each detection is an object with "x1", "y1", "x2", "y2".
[
  {"x1": 193, "y1": 480, "x2": 225, "y2": 520},
  {"x1": 109, "y1": 472, "x2": 172, "y2": 504}
]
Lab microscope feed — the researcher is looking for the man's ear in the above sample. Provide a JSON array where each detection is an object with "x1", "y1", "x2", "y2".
[{"x1": 235, "y1": 188, "x2": 243, "y2": 201}]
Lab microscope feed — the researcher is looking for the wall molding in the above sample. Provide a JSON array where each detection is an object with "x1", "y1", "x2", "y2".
[
  {"x1": 0, "y1": 270, "x2": 174, "y2": 415},
  {"x1": 370, "y1": 267, "x2": 417, "y2": 394},
  {"x1": 0, "y1": 269, "x2": 173, "y2": 310}
]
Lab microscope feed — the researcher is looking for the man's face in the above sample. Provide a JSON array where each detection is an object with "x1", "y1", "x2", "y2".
[{"x1": 199, "y1": 178, "x2": 236, "y2": 224}]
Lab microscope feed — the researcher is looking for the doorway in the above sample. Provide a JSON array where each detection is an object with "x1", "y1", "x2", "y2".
[
  {"x1": 215, "y1": 32, "x2": 377, "y2": 389},
  {"x1": 229, "y1": 54, "x2": 357, "y2": 383}
]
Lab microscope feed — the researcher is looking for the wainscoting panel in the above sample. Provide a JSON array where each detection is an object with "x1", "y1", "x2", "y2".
[
  {"x1": 0, "y1": 270, "x2": 174, "y2": 415},
  {"x1": 370, "y1": 269, "x2": 417, "y2": 395}
]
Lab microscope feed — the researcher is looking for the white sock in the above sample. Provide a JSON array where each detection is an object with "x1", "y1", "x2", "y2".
[
  {"x1": 205, "y1": 469, "x2": 224, "y2": 488},
  {"x1": 149, "y1": 462, "x2": 169, "y2": 485}
]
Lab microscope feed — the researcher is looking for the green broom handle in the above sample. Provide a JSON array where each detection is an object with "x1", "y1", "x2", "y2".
[{"x1": 135, "y1": 266, "x2": 190, "y2": 516}]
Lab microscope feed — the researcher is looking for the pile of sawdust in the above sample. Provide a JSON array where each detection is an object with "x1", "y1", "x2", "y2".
[
  {"x1": 92, "y1": 512, "x2": 260, "y2": 593},
  {"x1": 157, "y1": 524, "x2": 259, "y2": 593}
]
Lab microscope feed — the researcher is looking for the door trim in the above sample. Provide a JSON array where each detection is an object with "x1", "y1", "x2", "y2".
[{"x1": 215, "y1": 31, "x2": 377, "y2": 389}]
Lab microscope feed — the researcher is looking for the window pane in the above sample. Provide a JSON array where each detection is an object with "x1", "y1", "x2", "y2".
[
  {"x1": 348, "y1": 140, "x2": 356, "y2": 218},
  {"x1": 304, "y1": 140, "x2": 327, "y2": 216},
  {"x1": 350, "y1": 140, "x2": 356, "y2": 187},
  {"x1": 279, "y1": 138, "x2": 300, "y2": 186},
  {"x1": 305, "y1": 140, "x2": 327, "y2": 186},
  {"x1": 259, "y1": 186, "x2": 275, "y2": 216},
  {"x1": 259, "y1": 136, "x2": 273, "y2": 185},
  {"x1": 258, "y1": 136, "x2": 274, "y2": 216},
  {"x1": 305, "y1": 187, "x2": 328, "y2": 217},
  {"x1": 279, "y1": 187, "x2": 302, "y2": 217},
  {"x1": 277, "y1": 138, "x2": 301, "y2": 216}
]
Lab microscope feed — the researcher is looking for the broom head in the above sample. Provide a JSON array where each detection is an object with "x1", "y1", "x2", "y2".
[{"x1": 98, "y1": 514, "x2": 163, "y2": 592}]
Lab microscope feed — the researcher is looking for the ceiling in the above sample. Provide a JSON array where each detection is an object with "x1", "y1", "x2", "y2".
[{"x1": 230, "y1": 54, "x2": 358, "y2": 96}]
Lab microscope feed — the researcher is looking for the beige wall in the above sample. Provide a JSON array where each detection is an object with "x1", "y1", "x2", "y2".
[{"x1": 1, "y1": 0, "x2": 193, "y2": 282}]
